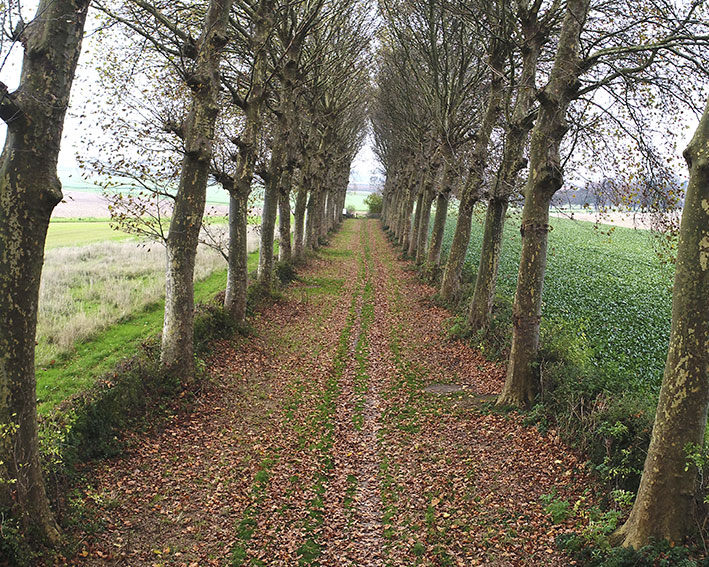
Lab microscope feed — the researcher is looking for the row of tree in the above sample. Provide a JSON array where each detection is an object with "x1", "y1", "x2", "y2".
[
  {"x1": 0, "y1": 0, "x2": 370, "y2": 548},
  {"x1": 374, "y1": 0, "x2": 709, "y2": 551}
]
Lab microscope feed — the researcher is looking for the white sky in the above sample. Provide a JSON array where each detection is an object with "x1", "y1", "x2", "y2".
[
  {"x1": 0, "y1": 11, "x2": 382, "y2": 183},
  {"x1": 0, "y1": 5, "x2": 701, "y2": 189}
]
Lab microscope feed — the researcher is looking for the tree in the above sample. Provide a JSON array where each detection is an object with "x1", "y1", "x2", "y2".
[
  {"x1": 499, "y1": 0, "x2": 709, "y2": 408},
  {"x1": 256, "y1": 0, "x2": 327, "y2": 289},
  {"x1": 439, "y1": 1, "x2": 512, "y2": 302},
  {"x1": 160, "y1": 0, "x2": 232, "y2": 378},
  {"x1": 0, "y1": 0, "x2": 91, "y2": 545},
  {"x1": 613, "y1": 96, "x2": 709, "y2": 548},
  {"x1": 364, "y1": 192, "x2": 383, "y2": 215},
  {"x1": 467, "y1": 0, "x2": 556, "y2": 332},
  {"x1": 97, "y1": 0, "x2": 234, "y2": 378}
]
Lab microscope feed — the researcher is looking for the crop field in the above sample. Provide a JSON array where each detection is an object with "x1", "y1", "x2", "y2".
[
  {"x1": 441, "y1": 208, "x2": 674, "y2": 394},
  {"x1": 36, "y1": 214, "x2": 249, "y2": 412},
  {"x1": 46, "y1": 219, "x2": 134, "y2": 248},
  {"x1": 345, "y1": 190, "x2": 372, "y2": 212}
]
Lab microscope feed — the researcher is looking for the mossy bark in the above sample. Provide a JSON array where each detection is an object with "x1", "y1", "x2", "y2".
[
  {"x1": 498, "y1": 0, "x2": 590, "y2": 408},
  {"x1": 293, "y1": 183, "x2": 308, "y2": 260},
  {"x1": 278, "y1": 170, "x2": 293, "y2": 263},
  {"x1": 468, "y1": 197, "x2": 508, "y2": 330},
  {"x1": 0, "y1": 0, "x2": 90, "y2": 545},
  {"x1": 161, "y1": 0, "x2": 232, "y2": 379},
  {"x1": 615, "y1": 98, "x2": 709, "y2": 548}
]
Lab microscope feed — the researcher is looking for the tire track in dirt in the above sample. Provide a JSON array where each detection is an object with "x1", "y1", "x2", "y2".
[
  {"x1": 368, "y1": 221, "x2": 592, "y2": 566},
  {"x1": 321, "y1": 218, "x2": 386, "y2": 566},
  {"x1": 64, "y1": 223, "x2": 362, "y2": 567}
]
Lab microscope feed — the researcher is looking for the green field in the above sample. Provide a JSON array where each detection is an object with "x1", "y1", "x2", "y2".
[
  {"x1": 441, "y1": 209, "x2": 673, "y2": 394},
  {"x1": 345, "y1": 190, "x2": 373, "y2": 212},
  {"x1": 46, "y1": 220, "x2": 134, "y2": 249},
  {"x1": 60, "y1": 171, "x2": 261, "y2": 208}
]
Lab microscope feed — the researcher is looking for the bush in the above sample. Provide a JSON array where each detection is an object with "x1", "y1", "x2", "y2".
[
  {"x1": 537, "y1": 319, "x2": 654, "y2": 492},
  {"x1": 364, "y1": 192, "x2": 383, "y2": 216},
  {"x1": 275, "y1": 260, "x2": 299, "y2": 285},
  {"x1": 559, "y1": 532, "x2": 702, "y2": 567}
]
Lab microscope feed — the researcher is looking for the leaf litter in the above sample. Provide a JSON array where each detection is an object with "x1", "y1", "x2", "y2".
[{"x1": 58, "y1": 219, "x2": 592, "y2": 567}]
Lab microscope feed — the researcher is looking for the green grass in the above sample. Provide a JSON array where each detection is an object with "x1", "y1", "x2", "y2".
[
  {"x1": 46, "y1": 221, "x2": 134, "y2": 249},
  {"x1": 441, "y1": 210, "x2": 674, "y2": 394},
  {"x1": 37, "y1": 251, "x2": 259, "y2": 414},
  {"x1": 345, "y1": 190, "x2": 373, "y2": 212}
]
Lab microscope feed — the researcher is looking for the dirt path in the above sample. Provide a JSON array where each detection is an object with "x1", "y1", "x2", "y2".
[{"x1": 65, "y1": 219, "x2": 589, "y2": 567}]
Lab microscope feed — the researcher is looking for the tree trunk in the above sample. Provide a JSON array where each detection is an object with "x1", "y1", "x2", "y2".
[
  {"x1": 306, "y1": 189, "x2": 318, "y2": 250},
  {"x1": 498, "y1": 0, "x2": 590, "y2": 408},
  {"x1": 439, "y1": 44, "x2": 505, "y2": 303},
  {"x1": 222, "y1": 0, "x2": 273, "y2": 318},
  {"x1": 614, "y1": 98, "x2": 709, "y2": 548},
  {"x1": 0, "y1": 0, "x2": 90, "y2": 545},
  {"x1": 439, "y1": 191, "x2": 477, "y2": 302},
  {"x1": 415, "y1": 170, "x2": 437, "y2": 265},
  {"x1": 225, "y1": 189, "x2": 250, "y2": 322},
  {"x1": 408, "y1": 191, "x2": 424, "y2": 257},
  {"x1": 257, "y1": 149, "x2": 283, "y2": 288},
  {"x1": 161, "y1": 0, "x2": 232, "y2": 379},
  {"x1": 465, "y1": 17, "x2": 541, "y2": 331},
  {"x1": 468, "y1": 196, "x2": 508, "y2": 330},
  {"x1": 427, "y1": 189, "x2": 450, "y2": 268},
  {"x1": 293, "y1": 183, "x2": 308, "y2": 260},
  {"x1": 278, "y1": 171, "x2": 293, "y2": 263},
  {"x1": 400, "y1": 190, "x2": 417, "y2": 251}
]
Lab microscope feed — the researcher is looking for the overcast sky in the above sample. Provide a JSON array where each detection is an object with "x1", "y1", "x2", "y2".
[
  {"x1": 0, "y1": 11, "x2": 382, "y2": 187},
  {"x1": 0, "y1": 5, "x2": 701, "y2": 191}
]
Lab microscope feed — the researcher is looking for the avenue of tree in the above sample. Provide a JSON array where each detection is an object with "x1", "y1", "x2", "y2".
[{"x1": 0, "y1": 0, "x2": 708, "y2": 559}]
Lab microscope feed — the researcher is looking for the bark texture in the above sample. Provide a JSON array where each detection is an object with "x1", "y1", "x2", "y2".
[
  {"x1": 615, "y1": 98, "x2": 709, "y2": 548},
  {"x1": 161, "y1": 0, "x2": 232, "y2": 378},
  {"x1": 0, "y1": 0, "x2": 90, "y2": 544},
  {"x1": 468, "y1": 197, "x2": 508, "y2": 330},
  {"x1": 498, "y1": 0, "x2": 590, "y2": 408}
]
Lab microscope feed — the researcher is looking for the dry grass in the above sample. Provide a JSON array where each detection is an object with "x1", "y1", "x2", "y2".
[{"x1": 37, "y1": 241, "x2": 224, "y2": 367}]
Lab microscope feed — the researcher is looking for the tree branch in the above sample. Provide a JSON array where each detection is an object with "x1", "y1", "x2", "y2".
[{"x1": 0, "y1": 80, "x2": 22, "y2": 124}]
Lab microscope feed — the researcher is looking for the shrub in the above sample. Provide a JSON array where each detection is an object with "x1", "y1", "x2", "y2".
[
  {"x1": 364, "y1": 192, "x2": 383, "y2": 216},
  {"x1": 275, "y1": 260, "x2": 299, "y2": 285}
]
